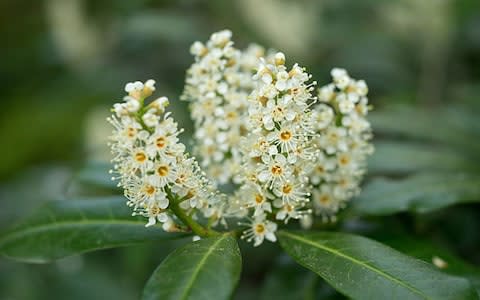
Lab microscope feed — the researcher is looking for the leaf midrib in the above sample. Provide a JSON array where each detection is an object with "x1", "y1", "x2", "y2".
[
  {"x1": 279, "y1": 231, "x2": 431, "y2": 300},
  {"x1": 179, "y1": 235, "x2": 228, "y2": 300}
]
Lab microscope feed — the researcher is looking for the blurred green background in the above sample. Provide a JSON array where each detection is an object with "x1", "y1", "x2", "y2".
[{"x1": 1, "y1": 0, "x2": 480, "y2": 299}]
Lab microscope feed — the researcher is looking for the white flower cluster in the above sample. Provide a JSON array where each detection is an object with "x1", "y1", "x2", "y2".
[
  {"x1": 308, "y1": 68, "x2": 374, "y2": 221},
  {"x1": 108, "y1": 30, "x2": 374, "y2": 247},
  {"x1": 235, "y1": 53, "x2": 319, "y2": 246},
  {"x1": 108, "y1": 80, "x2": 224, "y2": 230},
  {"x1": 181, "y1": 30, "x2": 266, "y2": 184}
]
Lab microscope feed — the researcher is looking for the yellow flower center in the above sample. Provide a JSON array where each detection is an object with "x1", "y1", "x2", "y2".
[
  {"x1": 255, "y1": 224, "x2": 265, "y2": 234},
  {"x1": 185, "y1": 190, "x2": 196, "y2": 199},
  {"x1": 259, "y1": 96, "x2": 268, "y2": 106},
  {"x1": 289, "y1": 87, "x2": 300, "y2": 95},
  {"x1": 156, "y1": 137, "x2": 166, "y2": 148},
  {"x1": 127, "y1": 127, "x2": 137, "y2": 138},
  {"x1": 339, "y1": 155, "x2": 350, "y2": 165},
  {"x1": 176, "y1": 173, "x2": 187, "y2": 184},
  {"x1": 319, "y1": 195, "x2": 330, "y2": 204},
  {"x1": 280, "y1": 130, "x2": 292, "y2": 141},
  {"x1": 150, "y1": 205, "x2": 163, "y2": 215},
  {"x1": 157, "y1": 165, "x2": 169, "y2": 177},
  {"x1": 144, "y1": 185, "x2": 156, "y2": 196},
  {"x1": 226, "y1": 111, "x2": 237, "y2": 120},
  {"x1": 282, "y1": 184, "x2": 293, "y2": 194},
  {"x1": 255, "y1": 194, "x2": 264, "y2": 204},
  {"x1": 271, "y1": 165, "x2": 283, "y2": 176},
  {"x1": 135, "y1": 152, "x2": 147, "y2": 162}
]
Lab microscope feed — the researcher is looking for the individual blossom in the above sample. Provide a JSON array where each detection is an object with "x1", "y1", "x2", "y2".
[
  {"x1": 236, "y1": 52, "x2": 319, "y2": 246},
  {"x1": 108, "y1": 80, "x2": 224, "y2": 230},
  {"x1": 182, "y1": 30, "x2": 267, "y2": 185},
  {"x1": 240, "y1": 213, "x2": 278, "y2": 247},
  {"x1": 307, "y1": 68, "x2": 374, "y2": 222}
]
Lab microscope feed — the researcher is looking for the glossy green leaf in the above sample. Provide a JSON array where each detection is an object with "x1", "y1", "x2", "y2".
[
  {"x1": 369, "y1": 142, "x2": 474, "y2": 175},
  {"x1": 377, "y1": 235, "x2": 480, "y2": 297},
  {"x1": 142, "y1": 234, "x2": 241, "y2": 300},
  {"x1": 74, "y1": 161, "x2": 119, "y2": 191},
  {"x1": 370, "y1": 106, "x2": 480, "y2": 153},
  {"x1": 0, "y1": 197, "x2": 177, "y2": 263},
  {"x1": 278, "y1": 231, "x2": 477, "y2": 300},
  {"x1": 352, "y1": 173, "x2": 480, "y2": 216}
]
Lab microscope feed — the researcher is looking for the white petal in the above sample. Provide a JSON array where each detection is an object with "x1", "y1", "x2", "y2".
[
  {"x1": 157, "y1": 213, "x2": 168, "y2": 223},
  {"x1": 145, "y1": 217, "x2": 156, "y2": 227},
  {"x1": 265, "y1": 232, "x2": 277, "y2": 242},
  {"x1": 258, "y1": 171, "x2": 270, "y2": 182},
  {"x1": 158, "y1": 198, "x2": 169, "y2": 209}
]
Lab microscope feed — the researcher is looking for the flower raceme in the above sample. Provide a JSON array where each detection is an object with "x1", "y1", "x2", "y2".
[
  {"x1": 181, "y1": 30, "x2": 267, "y2": 185},
  {"x1": 108, "y1": 80, "x2": 225, "y2": 232},
  {"x1": 233, "y1": 53, "x2": 320, "y2": 245},
  {"x1": 108, "y1": 30, "x2": 374, "y2": 246},
  {"x1": 308, "y1": 68, "x2": 374, "y2": 222}
]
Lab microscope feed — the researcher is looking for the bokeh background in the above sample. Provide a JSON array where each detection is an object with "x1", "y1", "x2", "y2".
[{"x1": 1, "y1": 0, "x2": 480, "y2": 299}]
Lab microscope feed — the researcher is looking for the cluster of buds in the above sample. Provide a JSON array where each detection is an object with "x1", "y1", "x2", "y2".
[
  {"x1": 181, "y1": 30, "x2": 267, "y2": 184},
  {"x1": 307, "y1": 68, "x2": 374, "y2": 221},
  {"x1": 108, "y1": 80, "x2": 225, "y2": 231}
]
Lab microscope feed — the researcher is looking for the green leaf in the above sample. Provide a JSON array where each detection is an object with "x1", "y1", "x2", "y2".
[
  {"x1": 352, "y1": 173, "x2": 480, "y2": 216},
  {"x1": 369, "y1": 142, "x2": 474, "y2": 175},
  {"x1": 142, "y1": 234, "x2": 241, "y2": 300},
  {"x1": 0, "y1": 197, "x2": 178, "y2": 263},
  {"x1": 370, "y1": 106, "x2": 480, "y2": 153},
  {"x1": 278, "y1": 231, "x2": 477, "y2": 300},
  {"x1": 376, "y1": 235, "x2": 480, "y2": 297},
  {"x1": 74, "y1": 161, "x2": 120, "y2": 191}
]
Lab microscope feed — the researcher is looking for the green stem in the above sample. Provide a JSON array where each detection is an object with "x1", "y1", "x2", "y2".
[
  {"x1": 170, "y1": 203, "x2": 220, "y2": 238},
  {"x1": 165, "y1": 187, "x2": 220, "y2": 238}
]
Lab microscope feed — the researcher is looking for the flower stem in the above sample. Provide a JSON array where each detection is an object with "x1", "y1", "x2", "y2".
[
  {"x1": 169, "y1": 203, "x2": 220, "y2": 238},
  {"x1": 165, "y1": 187, "x2": 220, "y2": 238}
]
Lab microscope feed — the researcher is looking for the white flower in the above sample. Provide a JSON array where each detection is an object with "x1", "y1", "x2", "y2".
[
  {"x1": 125, "y1": 81, "x2": 144, "y2": 94},
  {"x1": 241, "y1": 214, "x2": 277, "y2": 247},
  {"x1": 312, "y1": 104, "x2": 334, "y2": 130},
  {"x1": 312, "y1": 185, "x2": 341, "y2": 221},
  {"x1": 210, "y1": 29, "x2": 232, "y2": 47},
  {"x1": 337, "y1": 93, "x2": 355, "y2": 114},
  {"x1": 331, "y1": 68, "x2": 351, "y2": 89},
  {"x1": 318, "y1": 84, "x2": 335, "y2": 102},
  {"x1": 190, "y1": 41, "x2": 206, "y2": 56},
  {"x1": 142, "y1": 111, "x2": 160, "y2": 128},
  {"x1": 124, "y1": 98, "x2": 140, "y2": 113},
  {"x1": 272, "y1": 180, "x2": 310, "y2": 204},
  {"x1": 273, "y1": 200, "x2": 310, "y2": 224},
  {"x1": 240, "y1": 184, "x2": 272, "y2": 217},
  {"x1": 257, "y1": 154, "x2": 291, "y2": 188},
  {"x1": 148, "y1": 161, "x2": 177, "y2": 187},
  {"x1": 149, "y1": 96, "x2": 169, "y2": 114}
]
